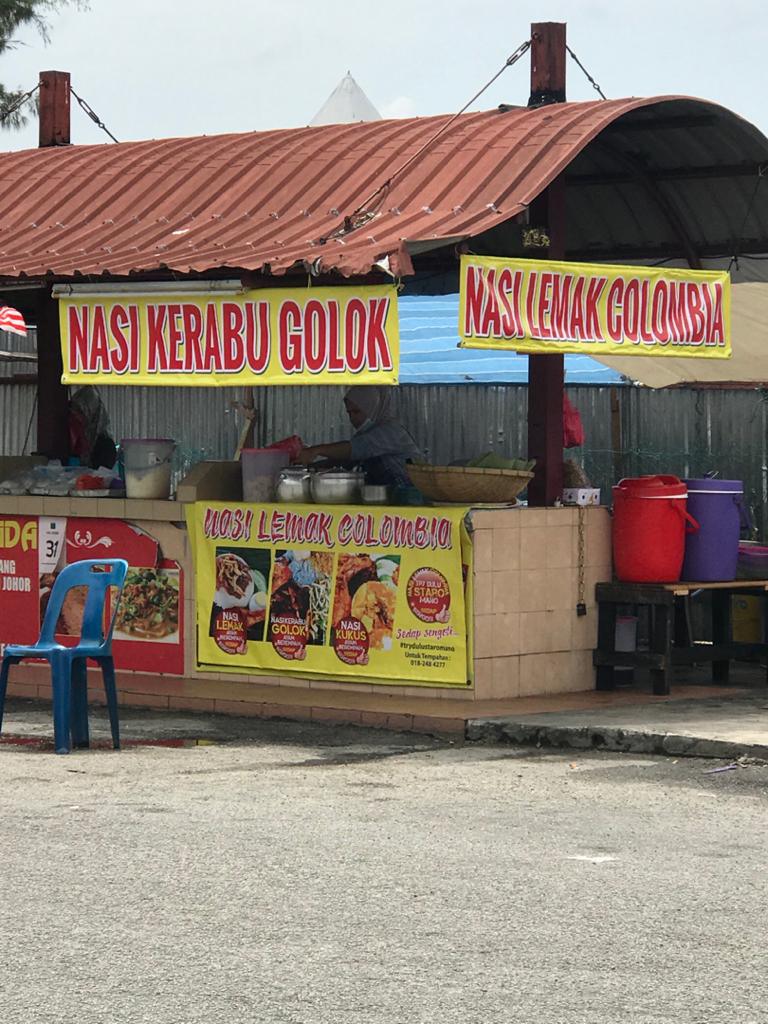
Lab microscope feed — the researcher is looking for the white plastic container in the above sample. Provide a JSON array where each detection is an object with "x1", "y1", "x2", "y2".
[
  {"x1": 562, "y1": 487, "x2": 601, "y2": 506},
  {"x1": 615, "y1": 615, "x2": 638, "y2": 652},
  {"x1": 121, "y1": 438, "x2": 176, "y2": 499},
  {"x1": 241, "y1": 448, "x2": 290, "y2": 503}
]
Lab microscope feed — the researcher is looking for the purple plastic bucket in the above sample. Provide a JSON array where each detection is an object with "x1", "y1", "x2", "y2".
[{"x1": 682, "y1": 478, "x2": 744, "y2": 581}]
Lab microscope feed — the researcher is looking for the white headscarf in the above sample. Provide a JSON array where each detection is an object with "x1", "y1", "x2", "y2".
[{"x1": 344, "y1": 386, "x2": 396, "y2": 434}]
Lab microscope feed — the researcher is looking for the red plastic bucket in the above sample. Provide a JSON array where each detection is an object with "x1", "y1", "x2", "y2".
[{"x1": 612, "y1": 475, "x2": 699, "y2": 583}]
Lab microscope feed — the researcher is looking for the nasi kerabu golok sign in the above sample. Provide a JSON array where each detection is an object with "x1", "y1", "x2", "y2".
[
  {"x1": 58, "y1": 285, "x2": 399, "y2": 386},
  {"x1": 459, "y1": 255, "x2": 731, "y2": 358}
]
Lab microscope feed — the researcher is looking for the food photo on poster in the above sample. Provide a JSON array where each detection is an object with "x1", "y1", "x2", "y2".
[
  {"x1": 63, "y1": 520, "x2": 184, "y2": 673},
  {"x1": 44, "y1": 561, "x2": 181, "y2": 647},
  {"x1": 112, "y1": 567, "x2": 180, "y2": 643},
  {"x1": 332, "y1": 554, "x2": 400, "y2": 653},
  {"x1": 269, "y1": 550, "x2": 334, "y2": 658},
  {"x1": 210, "y1": 548, "x2": 272, "y2": 652}
]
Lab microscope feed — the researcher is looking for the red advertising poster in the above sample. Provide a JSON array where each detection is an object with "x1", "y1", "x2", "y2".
[
  {"x1": 0, "y1": 516, "x2": 41, "y2": 648},
  {"x1": 0, "y1": 515, "x2": 184, "y2": 675}
]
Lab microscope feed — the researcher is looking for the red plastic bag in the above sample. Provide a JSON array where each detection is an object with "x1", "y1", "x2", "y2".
[
  {"x1": 563, "y1": 396, "x2": 585, "y2": 449},
  {"x1": 265, "y1": 435, "x2": 304, "y2": 461}
]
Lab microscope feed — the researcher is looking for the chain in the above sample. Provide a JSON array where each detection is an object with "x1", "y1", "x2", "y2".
[
  {"x1": 318, "y1": 39, "x2": 532, "y2": 244},
  {"x1": 0, "y1": 84, "x2": 39, "y2": 124},
  {"x1": 0, "y1": 83, "x2": 119, "y2": 141},
  {"x1": 576, "y1": 505, "x2": 587, "y2": 615},
  {"x1": 565, "y1": 45, "x2": 607, "y2": 100},
  {"x1": 70, "y1": 86, "x2": 119, "y2": 143}
]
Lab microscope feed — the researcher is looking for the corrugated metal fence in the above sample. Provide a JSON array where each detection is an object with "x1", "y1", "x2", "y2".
[{"x1": 3, "y1": 381, "x2": 767, "y2": 535}]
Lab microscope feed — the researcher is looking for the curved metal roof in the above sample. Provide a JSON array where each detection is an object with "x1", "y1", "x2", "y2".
[{"x1": 0, "y1": 95, "x2": 765, "y2": 281}]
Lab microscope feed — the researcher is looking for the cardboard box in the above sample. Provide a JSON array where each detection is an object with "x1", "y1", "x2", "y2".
[
  {"x1": 176, "y1": 461, "x2": 243, "y2": 503},
  {"x1": 562, "y1": 488, "x2": 601, "y2": 506}
]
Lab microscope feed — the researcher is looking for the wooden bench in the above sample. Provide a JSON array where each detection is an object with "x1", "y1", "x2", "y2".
[{"x1": 593, "y1": 579, "x2": 768, "y2": 695}]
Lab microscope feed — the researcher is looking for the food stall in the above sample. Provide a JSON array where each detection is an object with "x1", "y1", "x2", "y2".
[
  {"x1": 0, "y1": 48, "x2": 765, "y2": 727},
  {"x1": 0, "y1": 254, "x2": 733, "y2": 724}
]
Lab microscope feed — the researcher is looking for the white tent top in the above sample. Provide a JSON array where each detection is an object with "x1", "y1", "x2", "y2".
[
  {"x1": 597, "y1": 283, "x2": 768, "y2": 387},
  {"x1": 310, "y1": 72, "x2": 381, "y2": 127}
]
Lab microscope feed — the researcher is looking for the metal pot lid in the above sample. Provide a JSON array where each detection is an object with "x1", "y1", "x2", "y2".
[{"x1": 315, "y1": 470, "x2": 363, "y2": 480}]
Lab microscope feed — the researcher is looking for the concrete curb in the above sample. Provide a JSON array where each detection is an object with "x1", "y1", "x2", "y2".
[
  {"x1": 465, "y1": 718, "x2": 768, "y2": 761},
  {"x1": 0, "y1": 733, "x2": 215, "y2": 750}
]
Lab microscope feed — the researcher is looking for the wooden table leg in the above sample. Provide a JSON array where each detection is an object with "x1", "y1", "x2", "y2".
[
  {"x1": 595, "y1": 599, "x2": 617, "y2": 691},
  {"x1": 674, "y1": 596, "x2": 689, "y2": 647},
  {"x1": 650, "y1": 602, "x2": 673, "y2": 695},
  {"x1": 711, "y1": 590, "x2": 731, "y2": 684}
]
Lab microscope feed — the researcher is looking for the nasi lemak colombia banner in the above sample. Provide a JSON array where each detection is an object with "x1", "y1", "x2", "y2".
[
  {"x1": 58, "y1": 285, "x2": 399, "y2": 386},
  {"x1": 459, "y1": 255, "x2": 731, "y2": 357},
  {"x1": 187, "y1": 502, "x2": 473, "y2": 687}
]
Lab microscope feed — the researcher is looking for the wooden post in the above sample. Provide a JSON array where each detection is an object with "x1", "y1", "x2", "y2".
[
  {"x1": 526, "y1": 22, "x2": 566, "y2": 507},
  {"x1": 35, "y1": 290, "x2": 70, "y2": 459},
  {"x1": 37, "y1": 70, "x2": 71, "y2": 458},
  {"x1": 38, "y1": 70, "x2": 70, "y2": 147},
  {"x1": 528, "y1": 22, "x2": 566, "y2": 106}
]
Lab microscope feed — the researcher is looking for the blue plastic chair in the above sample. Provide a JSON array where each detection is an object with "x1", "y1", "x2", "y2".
[{"x1": 0, "y1": 558, "x2": 128, "y2": 755}]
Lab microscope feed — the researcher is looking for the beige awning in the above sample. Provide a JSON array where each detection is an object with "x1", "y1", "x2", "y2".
[{"x1": 593, "y1": 282, "x2": 768, "y2": 388}]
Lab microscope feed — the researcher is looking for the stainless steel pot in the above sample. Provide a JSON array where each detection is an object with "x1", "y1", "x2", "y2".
[
  {"x1": 276, "y1": 467, "x2": 313, "y2": 503},
  {"x1": 362, "y1": 484, "x2": 389, "y2": 505},
  {"x1": 310, "y1": 470, "x2": 363, "y2": 505}
]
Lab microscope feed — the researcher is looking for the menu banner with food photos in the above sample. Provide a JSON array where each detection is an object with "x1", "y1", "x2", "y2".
[
  {"x1": 187, "y1": 502, "x2": 473, "y2": 687},
  {"x1": 0, "y1": 515, "x2": 183, "y2": 675}
]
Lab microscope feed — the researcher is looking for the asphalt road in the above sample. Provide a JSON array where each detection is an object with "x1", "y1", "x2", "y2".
[{"x1": 0, "y1": 721, "x2": 766, "y2": 1024}]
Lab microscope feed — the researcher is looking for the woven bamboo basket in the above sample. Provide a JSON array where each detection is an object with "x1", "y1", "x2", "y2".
[{"x1": 406, "y1": 464, "x2": 535, "y2": 504}]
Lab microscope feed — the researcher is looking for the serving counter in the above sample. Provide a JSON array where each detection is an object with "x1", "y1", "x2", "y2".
[{"x1": 0, "y1": 482, "x2": 612, "y2": 722}]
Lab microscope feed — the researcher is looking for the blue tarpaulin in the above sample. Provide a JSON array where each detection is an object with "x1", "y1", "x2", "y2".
[{"x1": 398, "y1": 294, "x2": 625, "y2": 385}]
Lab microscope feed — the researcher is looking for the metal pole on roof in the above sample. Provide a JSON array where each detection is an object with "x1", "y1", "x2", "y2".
[
  {"x1": 36, "y1": 70, "x2": 72, "y2": 460},
  {"x1": 526, "y1": 23, "x2": 566, "y2": 508}
]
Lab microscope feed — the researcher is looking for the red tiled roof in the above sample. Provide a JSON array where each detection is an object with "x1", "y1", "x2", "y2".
[{"x1": 0, "y1": 96, "x2": 764, "y2": 281}]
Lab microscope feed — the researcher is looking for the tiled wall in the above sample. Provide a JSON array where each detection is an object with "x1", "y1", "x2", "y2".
[{"x1": 471, "y1": 506, "x2": 612, "y2": 700}]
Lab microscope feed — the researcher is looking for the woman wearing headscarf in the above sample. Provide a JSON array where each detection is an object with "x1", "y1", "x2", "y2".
[
  {"x1": 68, "y1": 386, "x2": 117, "y2": 469},
  {"x1": 295, "y1": 386, "x2": 422, "y2": 487}
]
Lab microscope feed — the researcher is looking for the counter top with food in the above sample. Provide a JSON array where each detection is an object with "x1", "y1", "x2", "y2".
[
  {"x1": 174, "y1": 446, "x2": 540, "y2": 510},
  {"x1": 0, "y1": 459, "x2": 124, "y2": 498}
]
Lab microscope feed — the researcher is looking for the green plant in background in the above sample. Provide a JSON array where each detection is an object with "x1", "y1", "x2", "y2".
[{"x1": 0, "y1": 1, "x2": 87, "y2": 129}]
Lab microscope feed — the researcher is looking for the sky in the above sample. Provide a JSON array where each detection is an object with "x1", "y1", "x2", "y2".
[{"x1": 0, "y1": 0, "x2": 767, "y2": 150}]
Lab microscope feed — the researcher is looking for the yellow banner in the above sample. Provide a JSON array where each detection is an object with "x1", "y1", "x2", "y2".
[
  {"x1": 187, "y1": 502, "x2": 472, "y2": 687},
  {"x1": 459, "y1": 255, "x2": 731, "y2": 358},
  {"x1": 59, "y1": 285, "x2": 399, "y2": 386}
]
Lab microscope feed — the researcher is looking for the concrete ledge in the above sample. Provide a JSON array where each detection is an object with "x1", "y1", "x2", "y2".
[
  {"x1": 0, "y1": 697, "x2": 463, "y2": 748},
  {"x1": 467, "y1": 695, "x2": 768, "y2": 760}
]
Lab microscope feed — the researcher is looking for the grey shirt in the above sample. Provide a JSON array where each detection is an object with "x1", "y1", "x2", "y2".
[{"x1": 349, "y1": 420, "x2": 422, "y2": 487}]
